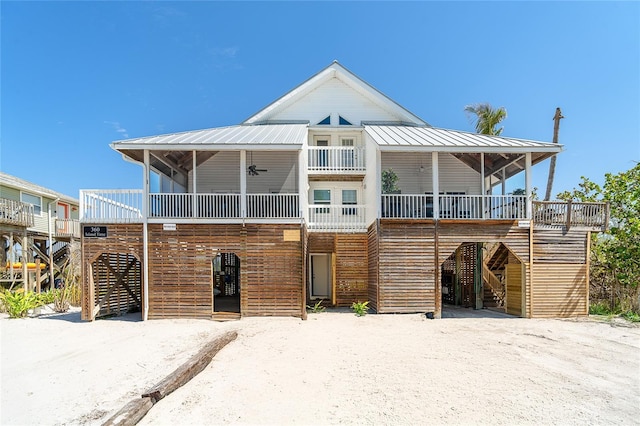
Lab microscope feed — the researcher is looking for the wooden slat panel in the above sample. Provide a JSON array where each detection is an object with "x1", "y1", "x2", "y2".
[
  {"x1": 532, "y1": 263, "x2": 587, "y2": 317},
  {"x1": 334, "y1": 234, "x2": 368, "y2": 306},
  {"x1": 308, "y1": 233, "x2": 335, "y2": 253},
  {"x1": 367, "y1": 222, "x2": 379, "y2": 312},
  {"x1": 533, "y1": 228, "x2": 588, "y2": 263},
  {"x1": 81, "y1": 224, "x2": 144, "y2": 321},
  {"x1": 243, "y1": 225, "x2": 303, "y2": 317},
  {"x1": 377, "y1": 222, "x2": 436, "y2": 313},
  {"x1": 505, "y1": 263, "x2": 522, "y2": 316},
  {"x1": 437, "y1": 221, "x2": 530, "y2": 266}
]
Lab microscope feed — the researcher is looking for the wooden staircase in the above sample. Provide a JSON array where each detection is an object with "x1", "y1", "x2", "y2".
[{"x1": 482, "y1": 243, "x2": 507, "y2": 308}]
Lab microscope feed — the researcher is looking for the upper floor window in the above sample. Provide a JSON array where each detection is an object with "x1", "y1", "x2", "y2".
[
  {"x1": 317, "y1": 116, "x2": 331, "y2": 125},
  {"x1": 20, "y1": 192, "x2": 42, "y2": 215},
  {"x1": 339, "y1": 116, "x2": 352, "y2": 125}
]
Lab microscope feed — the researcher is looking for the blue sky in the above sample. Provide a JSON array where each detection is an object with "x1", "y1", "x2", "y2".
[{"x1": 2, "y1": 1, "x2": 638, "y2": 199}]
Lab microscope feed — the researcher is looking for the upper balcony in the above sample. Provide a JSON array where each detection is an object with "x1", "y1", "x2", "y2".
[
  {"x1": 80, "y1": 190, "x2": 300, "y2": 223},
  {"x1": 0, "y1": 198, "x2": 35, "y2": 228},
  {"x1": 381, "y1": 194, "x2": 528, "y2": 220},
  {"x1": 533, "y1": 201, "x2": 609, "y2": 231},
  {"x1": 308, "y1": 147, "x2": 366, "y2": 175}
]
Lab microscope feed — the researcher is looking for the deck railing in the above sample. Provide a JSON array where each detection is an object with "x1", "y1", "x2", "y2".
[
  {"x1": 381, "y1": 194, "x2": 527, "y2": 219},
  {"x1": 80, "y1": 190, "x2": 301, "y2": 221},
  {"x1": 247, "y1": 194, "x2": 299, "y2": 218},
  {"x1": 308, "y1": 147, "x2": 366, "y2": 173},
  {"x1": 533, "y1": 201, "x2": 609, "y2": 229},
  {"x1": 80, "y1": 190, "x2": 143, "y2": 223},
  {"x1": 0, "y1": 198, "x2": 35, "y2": 227},
  {"x1": 308, "y1": 204, "x2": 366, "y2": 232},
  {"x1": 55, "y1": 219, "x2": 81, "y2": 238}
]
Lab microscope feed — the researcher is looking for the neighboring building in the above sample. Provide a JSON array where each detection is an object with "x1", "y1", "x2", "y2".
[
  {"x1": 1, "y1": 172, "x2": 80, "y2": 291},
  {"x1": 80, "y1": 62, "x2": 607, "y2": 321}
]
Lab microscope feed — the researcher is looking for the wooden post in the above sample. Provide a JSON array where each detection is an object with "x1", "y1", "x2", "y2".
[
  {"x1": 544, "y1": 107, "x2": 564, "y2": 201},
  {"x1": 566, "y1": 199, "x2": 573, "y2": 230},
  {"x1": 35, "y1": 259, "x2": 41, "y2": 293},
  {"x1": 480, "y1": 153, "x2": 486, "y2": 219},
  {"x1": 22, "y1": 234, "x2": 28, "y2": 292},
  {"x1": 434, "y1": 221, "x2": 441, "y2": 318}
]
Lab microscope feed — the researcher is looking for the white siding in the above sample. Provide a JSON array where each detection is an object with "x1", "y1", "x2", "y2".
[
  {"x1": 191, "y1": 151, "x2": 241, "y2": 193},
  {"x1": 271, "y1": 78, "x2": 401, "y2": 126},
  {"x1": 190, "y1": 151, "x2": 299, "y2": 194},
  {"x1": 364, "y1": 133, "x2": 380, "y2": 225},
  {"x1": 246, "y1": 151, "x2": 298, "y2": 193},
  {"x1": 381, "y1": 153, "x2": 481, "y2": 195}
]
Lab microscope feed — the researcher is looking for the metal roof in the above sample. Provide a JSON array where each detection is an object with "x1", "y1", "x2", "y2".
[
  {"x1": 111, "y1": 124, "x2": 308, "y2": 150},
  {"x1": 0, "y1": 172, "x2": 79, "y2": 204},
  {"x1": 364, "y1": 125, "x2": 563, "y2": 153}
]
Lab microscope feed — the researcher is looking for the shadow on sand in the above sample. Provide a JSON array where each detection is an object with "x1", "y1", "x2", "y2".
[
  {"x1": 441, "y1": 305, "x2": 518, "y2": 319},
  {"x1": 34, "y1": 310, "x2": 143, "y2": 323}
]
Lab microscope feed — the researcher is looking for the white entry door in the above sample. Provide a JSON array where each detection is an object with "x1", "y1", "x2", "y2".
[{"x1": 310, "y1": 254, "x2": 331, "y2": 299}]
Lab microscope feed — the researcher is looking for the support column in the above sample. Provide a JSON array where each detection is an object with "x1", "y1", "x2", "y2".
[
  {"x1": 142, "y1": 150, "x2": 150, "y2": 321},
  {"x1": 432, "y1": 152, "x2": 439, "y2": 219},
  {"x1": 240, "y1": 150, "x2": 247, "y2": 218},
  {"x1": 501, "y1": 169, "x2": 507, "y2": 195},
  {"x1": 525, "y1": 152, "x2": 532, "y2": 219},
  {"x1": 480, "y1": 153, "x2": 486, "y2": 219},
  {"x1": 192, "y1": 150, "x2": 198, "y2": 216}
]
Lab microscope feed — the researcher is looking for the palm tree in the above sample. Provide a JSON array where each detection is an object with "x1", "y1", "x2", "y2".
[{"x1": 464, "y1": 103, "x2": 507, "y2": 135}]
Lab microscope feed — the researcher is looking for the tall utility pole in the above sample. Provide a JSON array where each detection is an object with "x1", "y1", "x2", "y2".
[{"x1": 544, "y1": 107, "x2": 564, "y2": 201}]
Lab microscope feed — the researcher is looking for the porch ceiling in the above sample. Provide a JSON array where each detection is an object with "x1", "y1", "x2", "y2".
[{"x1": 453, "y1": 152, "x2": 554, "y2": 180}]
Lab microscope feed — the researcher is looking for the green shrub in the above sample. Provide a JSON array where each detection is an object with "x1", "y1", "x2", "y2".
[
  {"x1": 621, "y1": 311, "x2": 640, "y2": 323},
  {"x1": 0, "y1": 289, "x2": 45, "y2": 318},
  {"x1": 351, "y1": 300, "x2": 369, "y2": 317},
  {"x1": 306, "y1": 300, "x2": 326, "y2": 313},
  {"x1": 589, "y1": 301, "x2": 612, "y2": 316}
]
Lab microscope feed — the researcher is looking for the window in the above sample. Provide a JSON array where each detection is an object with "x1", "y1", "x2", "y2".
[
  {"x1": 340, "y1": 138, "x2": 355, "y2": 168},
  {"x1": 21, "y1": 192, "x2": 42, "y2": 215},
  {"x1": 313, "y1": 189, "x2": 331, "y2": 214},
  {"x1": 342, "y1": 189, "x2": 357, "y2": 215},
  {"x1": 339, "y1": 116, "x2": 352, "y2": 125},
  {"x1": 57, "y1": 203, "x2": 69, "y2": 219},
  {"x1": 314, "y1": 138, "x2": 329, "y2": 168},
  {"x1": 317, "y1": 116, "x2": 331, "y2": 125}
]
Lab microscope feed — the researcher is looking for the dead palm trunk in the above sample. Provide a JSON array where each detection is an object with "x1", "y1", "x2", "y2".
[{"x1": 544, "y1": 107, "x2": 564, "y2": 201}]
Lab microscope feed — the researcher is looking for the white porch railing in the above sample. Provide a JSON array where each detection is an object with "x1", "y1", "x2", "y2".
[
  {"x1": 381, "y1": 194, "x2": 528, "y2": 219},
  {"x1": 195, "y1": 194, "x2": 241, "y2": 218},
  {"x1": 80, "y1": 190, "x2": 301, "y2": 221},
  {"x1": 247, "y1": 194, "x2": 299, "y2": 218},
  {"x1": 308, "y1": 204, "x2": 366, "y2": 232},
  {"x1": 80, "y1": 190, "x2": 143, "y2": 223},
  {"x1": 308, "y1": 147, "x2": 366, "y2": 173},
  {"x1": 55, "y1": 219, "x2": 81, "y2": 238}
]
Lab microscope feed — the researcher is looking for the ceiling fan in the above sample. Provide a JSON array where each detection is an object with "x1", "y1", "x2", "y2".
[{"x1": 247, "y1": 153, "x2": 268, "y2": 176}]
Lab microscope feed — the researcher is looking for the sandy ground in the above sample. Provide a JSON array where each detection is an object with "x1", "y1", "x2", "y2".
[{"x1": 1, "y1": 307, "x2": 639, "y2": 426}]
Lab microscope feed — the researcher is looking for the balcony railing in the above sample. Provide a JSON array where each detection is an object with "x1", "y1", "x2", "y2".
[
  {"x1": 533, "y1": 201, "x2": 609, "y2": 229},
  {"x1": 308, "y1": 147, "x2": 366, "y2": 173},
  {"x1": 247, "y1": 194, "x2": 299, "y2": 218},
  {"x1": 308, "y1": 204, "x2": 366, "y2": 232},
  {"x1": 80, "y1": 190, "x2": 301, "y2": 222},
  {"x1": 381, "y1": 194, "x2": 528, "y2": 220},
  {"x1": 0, "y1": 198, "x2": 35, "y2": 227},
  {"x1": 55, "y1": 219, "x2": 81, "y2": 239},
  {"x1": 80, "y1": 190, "x2": 143, "y2": 223}
]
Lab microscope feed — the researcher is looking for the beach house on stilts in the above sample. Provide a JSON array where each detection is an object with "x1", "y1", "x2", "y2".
[{"x1": 80, "y1": 62, "x2": 608, "y2": 321}]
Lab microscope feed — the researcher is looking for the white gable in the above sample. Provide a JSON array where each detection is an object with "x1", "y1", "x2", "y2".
[
  {"x1": 243, "y1": 62, "x2": 427, "y2": 126},
  {"x1": 270, "y1": 77, "x2": 402, "y2": 125}
]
